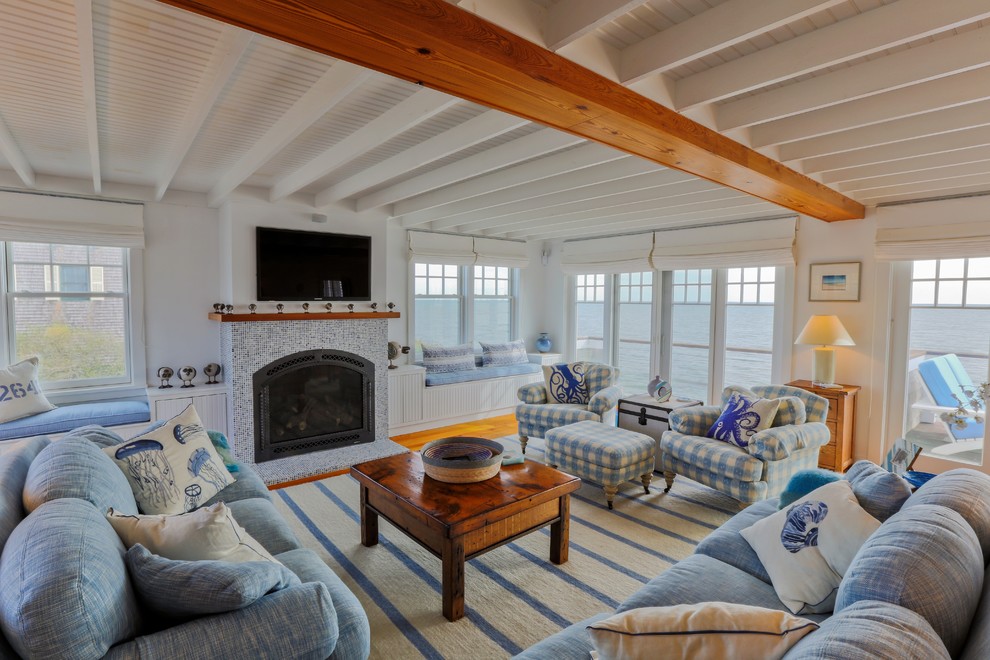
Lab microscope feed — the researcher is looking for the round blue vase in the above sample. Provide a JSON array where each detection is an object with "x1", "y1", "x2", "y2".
[{"x1": 536, "y1": 333, "x2": 552, "y2": 353}]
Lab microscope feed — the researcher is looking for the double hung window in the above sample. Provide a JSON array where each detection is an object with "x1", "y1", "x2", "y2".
[
  {"x1": 412, "y1": 262, "x2": 518, "y2": 358},
  {"x1": 5, "y1": 241, "x2": 131, "y2": 389}
]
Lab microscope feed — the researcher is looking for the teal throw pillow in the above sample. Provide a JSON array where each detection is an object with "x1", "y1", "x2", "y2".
[
  {"x1": 543, "y1": 363, "x2": 589, "y2": 404},
  {"x1": 707, "y1": 392, "x2": 780, "y2": 448},
  {"x1": 779, "y1": 469, "x2": 841, "y2": 509},
  {"x1": 125, "y1": 544, "x2": 300, "y2": 616}
]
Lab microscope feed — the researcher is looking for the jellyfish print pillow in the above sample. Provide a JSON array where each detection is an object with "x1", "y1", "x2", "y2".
[
  {"x1": 104, "y1": 403, "x2": 234, "y2": 515},
  {"x1": 739, "y1": 480, "x2": 881, "y2": 615}
]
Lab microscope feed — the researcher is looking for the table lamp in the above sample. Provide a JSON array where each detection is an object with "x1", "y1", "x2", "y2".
[{"x1": 795, "y1": 315, "x2": 854, "y2": 388}]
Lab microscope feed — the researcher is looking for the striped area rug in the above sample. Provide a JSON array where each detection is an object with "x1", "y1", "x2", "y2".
[{"x1": 272, "y1": 435, "x2": 736, "y2": 659}]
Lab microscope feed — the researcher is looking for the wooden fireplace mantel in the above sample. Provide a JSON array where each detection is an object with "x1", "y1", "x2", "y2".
[{"x1": 208, "y1": 312, "x2": 400, "y2": 322}]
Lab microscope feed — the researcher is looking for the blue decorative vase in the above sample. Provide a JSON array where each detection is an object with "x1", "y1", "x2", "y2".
[
  {"x1": 536, "y1": 333, "x2": 552, "y2": 353},
  {"x1": 647, "y1": 375, "x2": 672, "y2": 403}
]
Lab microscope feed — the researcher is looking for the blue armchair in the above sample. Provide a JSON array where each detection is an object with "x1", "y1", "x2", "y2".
[
  {"x1": 660, "y1": 385, "x2": 831, "y2": 505},
  {"x1": 515, "y1": 362, "x2": 621, "y2": 454}
]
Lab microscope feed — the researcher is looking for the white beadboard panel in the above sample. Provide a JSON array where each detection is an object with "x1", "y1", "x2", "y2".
[
  {"x1": 0, "y1": 0, "x2": 90, "y2": 178},
  {"x1": 422, "y1": 372, "x2": 541, "y2": 423},
  {"x1": 388, "y1": 367, "x2": 425, "y2": 426},
  {"x1": 172, "y1": 38, "x2": 336, "y2": 192}
]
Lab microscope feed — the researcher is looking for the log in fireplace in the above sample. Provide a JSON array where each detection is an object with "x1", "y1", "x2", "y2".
[{"x1": 253, "y1": 349, "x2": 374, "y2": 462}]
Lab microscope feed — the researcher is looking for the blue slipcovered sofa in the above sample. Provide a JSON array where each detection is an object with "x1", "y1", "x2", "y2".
[
  {"x1": 0, "y1": 426, "x2": 370, "y2": 659},
  {"x1": 516, "y1": 462, "x2": 990, "y2": 659}
]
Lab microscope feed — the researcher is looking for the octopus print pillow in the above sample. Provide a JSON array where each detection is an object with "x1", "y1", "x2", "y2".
[
  {"x1": 543, "y1": 363, "x2": 589, "y2": 404},
  {"x1": 104, "y1": 403, "x2": 234, "y2": 515},
  {"x1": 707, "y1": 392, "x2": 780, "y2": 448},
  {"x1": 740, "y1": 480, "x2": 881, "y2": 615}
]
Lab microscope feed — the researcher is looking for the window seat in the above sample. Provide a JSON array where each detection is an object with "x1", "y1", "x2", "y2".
[
  {"x1": 424, "y1": 362, "x2": 541, "y2": 386},
  {"x1": 0, "y1": 397, "x2": 151, "y2": 441}
]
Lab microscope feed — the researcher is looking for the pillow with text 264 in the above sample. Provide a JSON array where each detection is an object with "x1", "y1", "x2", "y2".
[
  {"x1": 103, "y1": 403, "x2": 234, "y2": 515},
  {"x1": 0, "y1": 357, "x2": 56, "y2": 424},
  {"x1": 543, "y1": 363, "x2": 589, "y2": 404},
  {"x1": 707, "y1": 391, "x2": 780, "y2": 448}
]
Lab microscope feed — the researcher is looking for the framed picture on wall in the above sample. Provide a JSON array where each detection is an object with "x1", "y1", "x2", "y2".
[{"x1": 809, "y1": 262, "x2": 861, "y2": 301}]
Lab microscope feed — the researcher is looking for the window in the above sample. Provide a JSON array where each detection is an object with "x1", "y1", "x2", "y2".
[
  {"x1": 669, "y1": 269, "x2": 712, "y2": 404},
  {"x1": 615, "y1": 272, "x2": 653, "y2": 392},
  {"x1": 571, "y1": 266, "x2": 787, "y2": 404},
  {"x1": 412, "y1": 262, "x2": 519, "y2": 358},
  {"x1": 473, "y1": 265, "x2": 512, "y2": 344},
  {"x1": 575, "y1": 274, "x2": 606, "y2": 362},
  {"x1": 6, "y1": 242, "x2": 130, "y2": 388},
  {"x1": 413, "y1": 263, "x2": 462, "y2": 358},
  {"x1": 900, "y1": 258, "x2": 990, "y2": 465},
  {"x1": 724, "y1": 267, "x2": 776, "y2": 388}
]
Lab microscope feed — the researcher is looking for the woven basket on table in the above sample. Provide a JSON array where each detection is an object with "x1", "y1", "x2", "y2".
[{"x1": 420, "y1": 437, "x2": 504, "y2": 483}]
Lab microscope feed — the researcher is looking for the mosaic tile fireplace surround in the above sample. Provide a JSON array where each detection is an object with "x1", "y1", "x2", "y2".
[{"x1": 220, "y1": 317, "x2": 405, "y2": 484}]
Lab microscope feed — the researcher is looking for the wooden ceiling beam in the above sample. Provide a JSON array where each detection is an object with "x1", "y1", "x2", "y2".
[{"x1": 154, "y1": 0, "x2": 863, "y2": 222}]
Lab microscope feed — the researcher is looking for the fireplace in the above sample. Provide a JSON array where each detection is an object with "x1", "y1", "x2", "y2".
[{"x1": 253, "y1": 349, "x2": 375, "y2": 462}]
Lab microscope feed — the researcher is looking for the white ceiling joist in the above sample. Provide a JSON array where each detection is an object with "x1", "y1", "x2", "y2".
[
  {"x1": 154, "y1": 29, "x2": 253, "y2": 201},
  {"x1": 393, "y1": 142, "x2": 627, "y2": 219},
  {"x1": 546, "y1": 0, "x2": 649, "y2": 51},
  {"x1": 676, "y1": 0, "x2": 990, "y2": 109},
  {"x1": 780, "y1": 100, "x2": 990, "y2": 162},
  {"x1": 0, "y1": 115, "x2": 34, "y2": 188},
  {"x1": 752, "y1": 68, "x2": 990, "y2": 148},
  {"x1": 449, "y1": 171, "x2": 699, "y2": 232},
  {"x1": 824, "y1": 145, "x2": 990, "y2": 185},
  {"x1": 413, "y1": 157, "x2": 657, "y2": 229},
  {"x1": 314, "y1": 110, "x2": 527, "y2": 207},
  {"x1": 717, "y1": 25, "x2": 990, "y2": 131},
  {"x1": 620, "y1": 0, "x2": 843, "y2": 84},
  {"x1": 269, "y1": 88, "x2": 457, "y2": 202},
  {"x1": 860, "y1": 178, "x2": 990, "y2": 205},
  {"x1": 837, "y1": 161, "x2": 990, "y2": 194},
  {"x1": 514, "y1": 201, "x2": 776, "y2": 241},
  {"x1": 804, "y1": 124, "x2": 990, "y2": 174},
  {"x1": 207, "y1": 62, "x2": 371, "y2": 207},
  {"x1": 355, "y1": 128, "x2": 583, "y2": 212},
  {"x1": 73, "y1": 0, "x2": 101, "y2": 194},
  {"x1": 489, "y1": 185, "x2": 739, "y2": 236}
]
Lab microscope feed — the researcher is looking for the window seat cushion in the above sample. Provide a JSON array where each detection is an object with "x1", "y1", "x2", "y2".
[
  {"x1": 0, "y1": 397, "x2": 151, "y2": 440},
  {"x1": 425, "y1": 362, "x2": 540, "y2": 386}
]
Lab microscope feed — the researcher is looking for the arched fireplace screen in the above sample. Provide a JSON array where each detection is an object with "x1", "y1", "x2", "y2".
[{"x1": 253, "y1": 349, "x2": 374, "y2": 462}]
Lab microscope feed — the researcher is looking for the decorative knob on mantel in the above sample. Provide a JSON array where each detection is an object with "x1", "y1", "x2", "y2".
[
  {"x1": 347, "y1": 304, "x2": 355, "y2": 313},
  {"x1": 302, "y1": 303, "x2": 310, "y2": 313},
  {"x1": 325, "y1": 303, "x2": 333, "y2": 312},
  {"x1": 370, "y1": 302, "x2": 378, "y2": 312},
  {"x1": 249, "y1": 304, "x2": 257, "y2": 314},
  {"x1": 276, "y1": 304, "x2": 284, "y2": 314}
]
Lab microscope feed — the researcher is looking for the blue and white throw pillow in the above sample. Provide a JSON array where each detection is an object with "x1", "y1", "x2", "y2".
[
  {"x1": 421, "y1": 342, "x2": 476, "y2": 374},
  {"x1": 740, "y1": 480, "x2": 881, "y2": 614},
  {"x1": 480, "y1": 339, "x2": 528, "y2": 367},
  {"x1": 543, "y1": 363, "x2": 589, "y2": 404},
  {"x1": 707, "y1": 392, "x2": 780, "y2": 447}
]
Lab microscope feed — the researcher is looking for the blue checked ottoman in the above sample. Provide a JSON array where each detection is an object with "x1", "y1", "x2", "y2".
[{"x1": 544, "y1": 420, "x2": 656, "y2": 509}]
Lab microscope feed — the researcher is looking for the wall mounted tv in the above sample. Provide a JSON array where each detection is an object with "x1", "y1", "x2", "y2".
[{"x1": 256, "y1": 227, "x2": 371, "y2": 301}]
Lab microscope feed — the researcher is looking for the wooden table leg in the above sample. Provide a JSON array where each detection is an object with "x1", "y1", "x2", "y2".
[
  {"x1": 360, "y1": 486, "x2": 379, "y2": 547},
  {"x1": 550, "y1": 494, "x2": 570, "y2": 565},
  {"x1": 441, "y1": 536, "x2": 465, "y2": 621}
]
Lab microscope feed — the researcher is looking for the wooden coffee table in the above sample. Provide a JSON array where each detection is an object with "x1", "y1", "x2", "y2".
[{"x1": 350, "y1": 449, "x2": 581, "y2": 621}]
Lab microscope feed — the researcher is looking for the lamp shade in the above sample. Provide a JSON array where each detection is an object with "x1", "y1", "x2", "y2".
[{"x1": 795, "y1": 315, "x2": 855, "y2": 346}]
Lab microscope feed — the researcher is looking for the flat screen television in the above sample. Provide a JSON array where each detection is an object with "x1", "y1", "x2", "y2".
[{"x1": 256, "y1": 227, "x2": 371, "y2": 301}]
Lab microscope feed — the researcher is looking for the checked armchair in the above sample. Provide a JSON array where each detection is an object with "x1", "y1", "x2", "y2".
[{"x1": 515, "y1": 362, "x2": 622, "y2": 454}]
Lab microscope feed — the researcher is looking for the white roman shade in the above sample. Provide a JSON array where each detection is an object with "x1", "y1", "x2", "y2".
[
  {"x1": 473, "y1": 237, "x2": 529, "y2": 268},
  {"x1": 0, "y1": 191, "x2": 144, "y2": 248},
  {"x1": 560, "y1": 233, "x2": 654, "y2": 274},
  {"x1": 407, "y1": 231, "x2": 476, "y2": 265},
  {"x1": 650, "y1": 217, "x2": 796, "y2": 270},
  {"x1": 875, "y1": 198, "x2": 990, "y2": 261}
]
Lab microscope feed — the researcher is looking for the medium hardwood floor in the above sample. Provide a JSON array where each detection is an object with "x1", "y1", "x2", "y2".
[{"x1": 269, "y1": 414, "x2": 518, "y2": 489}]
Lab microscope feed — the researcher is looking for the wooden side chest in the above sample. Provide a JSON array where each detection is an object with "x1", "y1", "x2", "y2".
[{"x1": 786, "y1": 380, "x2": 860, "y2": 472}]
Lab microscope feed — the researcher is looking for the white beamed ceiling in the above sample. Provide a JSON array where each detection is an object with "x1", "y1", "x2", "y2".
[{"x1": 1, "y1": 0, "x2": 988, "y2": 240}]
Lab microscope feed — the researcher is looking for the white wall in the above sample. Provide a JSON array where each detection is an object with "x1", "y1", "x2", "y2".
[{"x1": 142, "y1": 201, "x2": 222, "y2": 386}]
